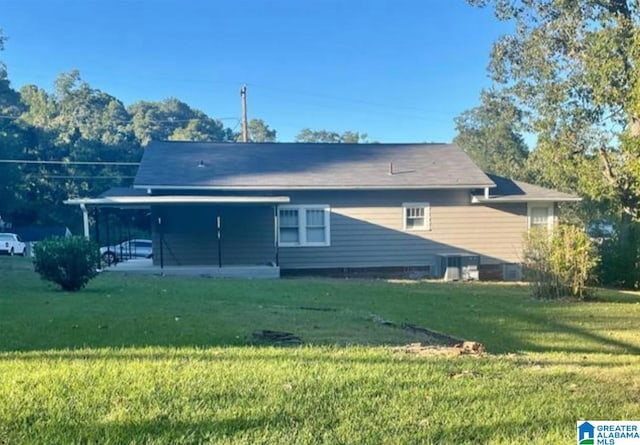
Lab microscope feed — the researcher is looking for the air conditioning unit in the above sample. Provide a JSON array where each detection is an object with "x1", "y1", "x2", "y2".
[
  {"x1": 438, "y1": 254, "x2": 480, "y2": 281},
  {"x1": 503, "y1": 263, "x2": 522, "y2": 281}
]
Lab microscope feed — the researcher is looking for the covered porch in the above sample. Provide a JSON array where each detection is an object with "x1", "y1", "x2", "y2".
[{"x1": 65, "y1": 192, "x2": 289, "y2": 278}]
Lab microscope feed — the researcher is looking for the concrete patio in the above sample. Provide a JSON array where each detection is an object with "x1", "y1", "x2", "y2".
[{"x1": 101, "y1": 258, "x2": 280, "y2": 279}]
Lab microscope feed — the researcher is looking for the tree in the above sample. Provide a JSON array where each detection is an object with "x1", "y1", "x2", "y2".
[
  {"x1": 468, "y1": 0, "x2": 640, "y2": 220},
  {"x1": 454, "y1": 90, "x2": 529, "y2": 178},
  {"x1": 245, "y1": 118, "x2": 277, "y2": 142},
  {"x1": 295, "y1": 128, "x2": 368, "y2": 143},
  {"x1": 128, "y1": 98, "x2": 234, "y2": 145},
  {"x1": 0, "y1": 29, "x2": 34, "y2": 224},
  {"x1": 15, "y1": 71, "x2": 141, "y2": 226}
]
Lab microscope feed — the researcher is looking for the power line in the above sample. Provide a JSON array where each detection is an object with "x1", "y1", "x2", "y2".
[
  {"x1": 248, "y1": 82, "x2": 443, "y2": 116},
  {"x1": 1, "y1": 71, "x2": 450, "y2": 122},
  {"x1": 0, "y1": 114, "x2": 240, "y2": 124},
  {"x1": 41, "y1": 175, "x2": 136, "y2": 179},
  {"x1": 0, "y1": 159, "x2": 140, "y2": 166}
]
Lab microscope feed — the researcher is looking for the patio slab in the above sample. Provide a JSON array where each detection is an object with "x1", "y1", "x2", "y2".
[{"x1": 102, "y1": 259, "x2": 280, "y2": 279}]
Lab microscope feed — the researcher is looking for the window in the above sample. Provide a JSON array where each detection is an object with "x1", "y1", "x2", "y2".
[
  {"x1": 278, "y1": 205, "x2": 330, "y2": 246},
  {"x1": 279, "y1": 208, "x2": 300, "y2": 244},
  {"x1": 403, "y1": 203, "x2": 430, "y2": 230},
  {"x1": 528, "y1": 205, "x2": 554, "y2": 230}
]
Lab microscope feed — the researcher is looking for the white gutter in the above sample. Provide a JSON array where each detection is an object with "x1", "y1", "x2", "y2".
[
  {"x1": 64, "y1": 195, "x2": 291, "y2": 206},
  {"x1": 471, "y1": 196, "x2": 582, "y2": 204},
  {"x1": 134, "y1": 184, "x2": 497, "y2": 191}
]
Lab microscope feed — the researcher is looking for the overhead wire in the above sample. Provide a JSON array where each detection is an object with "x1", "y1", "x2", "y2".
[
  {"x1": 40, "y1": 175, "x2": 136, "y2": 179},
  {"x1": 0, "y1": 114, "x2": 240, "y2": 124},
  {"x1": 0, "y1": 159, "x2": 139, "y2": 166}
]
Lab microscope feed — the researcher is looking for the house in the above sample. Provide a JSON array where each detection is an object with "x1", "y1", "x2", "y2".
[
  {"x1": 65, "y1": 141, "x2": 579, "y2": 279},
  {"x1": 12, "y1": 226, "x2": 72, "y2": 257}
]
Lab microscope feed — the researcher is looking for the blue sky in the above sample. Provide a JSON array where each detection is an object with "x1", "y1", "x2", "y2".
[{"x1": 0, "y1": 0, "x2": 510, "y2": 142}]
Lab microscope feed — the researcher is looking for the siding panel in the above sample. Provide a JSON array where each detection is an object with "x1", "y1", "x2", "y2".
[{"x1": 279, "y1": 190, "x2": 527, "y2": 269}]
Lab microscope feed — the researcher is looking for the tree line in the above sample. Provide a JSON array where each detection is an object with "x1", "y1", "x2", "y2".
[{"x1": 0, "y1": 30, "x2": 370, "y2": 229}]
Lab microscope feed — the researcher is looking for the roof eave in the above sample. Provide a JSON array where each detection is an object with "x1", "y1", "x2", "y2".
[
  {"x1": 134, "y1": 183, "x2": 496, "y2": 191},
  {"x1": 64, "y1": 195, "x2": 291, "y2": 207},
  {"x1": 471, "y1": 196, "x2": 582, "y2": 204}
]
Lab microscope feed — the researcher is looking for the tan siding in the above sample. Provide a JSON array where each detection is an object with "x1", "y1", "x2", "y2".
[
  {"x1": 150, "y1": 190, "x2": 530, "y2": 270},
  {"x1": 279, "y1": 190, "x2": 527, "y2": 269}
]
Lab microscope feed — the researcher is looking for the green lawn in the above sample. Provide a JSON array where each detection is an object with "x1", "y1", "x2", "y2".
[{"x1": 1, "y1": 257, "x2": 639, "y2": 444}]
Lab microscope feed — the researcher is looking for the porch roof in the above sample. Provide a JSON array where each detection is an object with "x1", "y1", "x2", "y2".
[
  {"x1": 64, "y1": 195, "x2": 290, "y2": 207},
  {"x1": 470, "y1": 174, "x2": 581, "y2": 204}
]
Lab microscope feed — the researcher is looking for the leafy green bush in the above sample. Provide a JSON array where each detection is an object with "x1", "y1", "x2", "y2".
[
  {"x1": 597, "y1": 222, "x2": 640, "y2": 289},
  {"x1": 523, "y1": 225, "x2": 599, "y2": 300},
  {"x1": 33, "y1": 236, "x2": 100, "y2": 291}
]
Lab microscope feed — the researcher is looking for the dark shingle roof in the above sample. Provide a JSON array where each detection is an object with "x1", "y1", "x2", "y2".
[
  {"x1": 134, "y1": 141, "x2": 495, "y2": 190},
  {"x1": 98, "y1": 187, "x2": 149, "y2": 198},
  {"x1": 472, "y1": 174, "x2": 581, "y2": 202}
]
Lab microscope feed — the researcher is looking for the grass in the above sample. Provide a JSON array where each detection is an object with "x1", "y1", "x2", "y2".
[{"x1": 1, "y1": 256, "x2": 639, "y2": 444}]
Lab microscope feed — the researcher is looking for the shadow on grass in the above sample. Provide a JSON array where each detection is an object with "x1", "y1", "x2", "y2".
[
  {"x1": 427, "y1": 419, "x2": 571, "y2": 444},
  {"x1": 588, "y1": 290, "x2": 640, "y2": 304},
  {"x1": 56, "y1": 415, "x2": 284, "y2": 444},
  {"x1": 0, "y1": 347, "x2": 415, "y2": 365},
  {"x1": 501, "y1": 308, "x2": 640, "y2": 355},
  {"x1": 2, "y1": 267, "x2": 640, "y2": 355}
]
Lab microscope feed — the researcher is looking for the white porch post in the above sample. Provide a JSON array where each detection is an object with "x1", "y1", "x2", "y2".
[
  {"x1": 273, "y1": 205, "x2": 279, "y2": 267},
  {"x1": 80, "y1": 204, "x2": 90, "y2": 239}
]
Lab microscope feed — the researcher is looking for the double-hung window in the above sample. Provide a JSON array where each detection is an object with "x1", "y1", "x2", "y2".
[
  {"x1": 528, "y1": 205, "x2": 554, "y2": 231},
  {"x1": 403, "y1": 202, "x2": 430, "y2": 231},
  {"x1": 278, "y1": 205, "x2": 330, "y2": 247}
]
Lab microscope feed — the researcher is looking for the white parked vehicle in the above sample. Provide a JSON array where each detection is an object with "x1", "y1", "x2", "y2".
[
  {"x1": 100, "y1": 239, "x2": 153, "y2": 264},
  {"x1": 0, "y1": 233, "x2": 26, "y2": 256}
]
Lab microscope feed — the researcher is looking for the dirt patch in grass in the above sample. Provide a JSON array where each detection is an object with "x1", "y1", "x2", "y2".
[
  {"x1": 298, "y1": 306, "x2": 337, "y2": 312},
  {"x1": 252, "y1": 330, "x2": 303, "y2": 345},
  {"x1": 402, "y1": 323, "x2": 463, "y2": 346},
  {"x1": 369, "y1": 313, "x2": 486, "y2": 356},
  {"x1": 391, "y1": 341, "x2": 486, "y2": 357}
]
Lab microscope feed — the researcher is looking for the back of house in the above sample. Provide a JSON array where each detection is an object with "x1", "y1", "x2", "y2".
[{"x1": 68, "y1": 141, "x2": 579, "y2": 280}]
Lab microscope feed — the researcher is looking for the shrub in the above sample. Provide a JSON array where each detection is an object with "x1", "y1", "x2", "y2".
[
  {"x1": 33, "y1": 236, "x2": 100, "y2": 291},
  {"x1": 523, "y1": 225, "x2": 599, "y2": 300},
  {"x1": 597, "y1": 222, "x2": 640, "y2": 289}
]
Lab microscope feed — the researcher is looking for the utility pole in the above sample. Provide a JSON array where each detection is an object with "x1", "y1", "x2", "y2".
[{"x1": 240, "y1": 84, "x2": 249, "y2": 142}]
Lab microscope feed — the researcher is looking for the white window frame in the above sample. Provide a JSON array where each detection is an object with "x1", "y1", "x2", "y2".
[
  {"x1": 402, "y1": 202, "x2": 431, "y2": 231},
  {"x1": 278, "y1": 205, "x2": 331, "y2": 247},
  {"x1": 527, "y1": 203, "x2": 555, "y2": 231}
]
